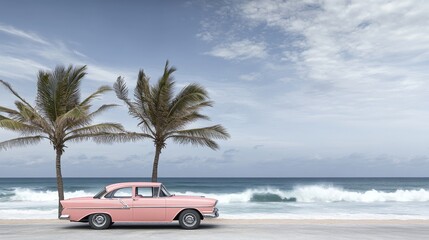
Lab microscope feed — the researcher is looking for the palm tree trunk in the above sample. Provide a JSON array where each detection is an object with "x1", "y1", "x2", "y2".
[
  {"x1": 151, "y1": 144, "x2": 162, "y2": 182},
  {"x1": 55, "y1": 148, "x2": 65, "y2": 219}
]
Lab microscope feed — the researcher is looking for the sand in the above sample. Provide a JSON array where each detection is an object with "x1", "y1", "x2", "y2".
[{"x1": 1, "y1": 219, "x2": 429, "y2": 239}]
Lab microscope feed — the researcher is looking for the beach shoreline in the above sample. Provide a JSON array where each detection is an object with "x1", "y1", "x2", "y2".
[
  {"x1": 2, "y1": 218, "x2": 429, "y2": 225},
  {"x1": 1, "y1": 218, "x2": 429, "y2": 240}
]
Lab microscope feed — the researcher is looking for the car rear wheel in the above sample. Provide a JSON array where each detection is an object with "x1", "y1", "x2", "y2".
[
  {"x1": 179, "y1": 210, "x2": 201, "y2": 229},
  {"x1": 89, "y1": 213, "x2": 111, "y2": 230}
]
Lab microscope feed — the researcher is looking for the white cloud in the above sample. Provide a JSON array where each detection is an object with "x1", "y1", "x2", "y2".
[
  {"x1": 220, "y1": 0, "x2": 429, "y2": 121},
  {"x1": 0, "y1": 22, "x2": 134, "y2": 83},
  {"x1": 190, "y1": 0, "x2": 429, "y2": 166},
  {"x1": 0, "y1": 56, "x2": 49, "y2": 81},
  {"x1": 0, "y1": 23, "x2": 49, "y2": 45},
  {"x1": 196, "y1": 29, "x2": 214, "y2": 42},
  {"x1": 239, "y1": 0, "x2": 429, "y2": 87},
  {"x1": 239, "y1": 72, "x2": 260, "y2": 81},
  {"x1": 196, "y1": 18, "x2": 217, "y2": 42},
  {"x1": 73, "y1": 50, "x2": 88, "y2": 58},
  {"x1": 207, "y1": 39, "x2": 267, "y2": 60}
]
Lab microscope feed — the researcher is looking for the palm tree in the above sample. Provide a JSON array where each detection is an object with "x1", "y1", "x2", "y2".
[
  {"x1": 114, "y1": 61, "x2": 230, "y2": 182},
  {"x1": 0, "y1": 65, "x2": 141, "y2": 218}
]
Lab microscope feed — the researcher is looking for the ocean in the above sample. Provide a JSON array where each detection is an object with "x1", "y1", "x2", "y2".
[{"x1": 1, "y1": 177, "x2": 429, "y2": 219}]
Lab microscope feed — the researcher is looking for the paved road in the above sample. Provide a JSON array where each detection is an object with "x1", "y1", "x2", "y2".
[{"x1": 1, "y1": 221, "x2": 429, "y2": 240}]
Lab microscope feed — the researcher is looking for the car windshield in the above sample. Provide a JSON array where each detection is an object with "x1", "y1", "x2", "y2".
[
  {"x1": 93, "y1": 188, "x2": 106, "y2": 199},
  {"x1": 161, "y1": 185, "x2": 172, "y2": 197}
]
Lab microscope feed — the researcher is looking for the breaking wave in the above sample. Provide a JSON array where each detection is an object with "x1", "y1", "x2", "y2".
[
  {"x1": 174, "y1": 185, "x2": 429, "y2": 203},
  {"x1": 2, "y1": 185, "x2": 429, "y2": 204},
  {"x1": 0, "y1": 188, "x2": 96, "y2": 219},
  {"x1": 2, "y1": 186, "x2": 429, "y2": 219},
  {"x1": 7, "y1": 188, "x2": 95, "y2": 202}
]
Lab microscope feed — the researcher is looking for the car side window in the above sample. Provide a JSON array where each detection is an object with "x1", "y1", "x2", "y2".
[
  {"x1": 136, "y1": 187, "x2": 157, "y2": 198},
  {"x1": 159, "y1": 188, "x2": 167, "y2": 197},
  {"x1": 153, "y1": 187, "x2": 159, "y2": 197},
  {"x1": 110, "y1": 187, "x2": 132, "y2": 198},
  {"x1": 159, "y1": 186, "x2": 171, "y2": 197}
]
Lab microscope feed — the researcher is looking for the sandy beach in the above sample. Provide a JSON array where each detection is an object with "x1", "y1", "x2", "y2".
[{"x1": 1, "y1": 219, "x2": 429, "y2": 240}]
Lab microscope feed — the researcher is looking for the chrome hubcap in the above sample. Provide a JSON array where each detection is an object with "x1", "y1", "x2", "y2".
[
  {"x1": 92, "y1": 214, "x2": 106, "y2": 227},
  {"x1": 183, "y1": 213, "x2": 196, "y2": 226}
]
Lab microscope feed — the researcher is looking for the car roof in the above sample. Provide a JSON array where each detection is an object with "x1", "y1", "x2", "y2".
[{"x1": 105, "y1": 182, "x2": 162, "y2": 192}]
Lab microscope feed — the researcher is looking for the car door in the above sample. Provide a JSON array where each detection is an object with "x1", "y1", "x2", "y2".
[
  {"x1": 104, "y1": 187, "x2": 134, "y2": 221},
  {"x1": 132, "y1": 186, "x2": 166, "y2": 221}
]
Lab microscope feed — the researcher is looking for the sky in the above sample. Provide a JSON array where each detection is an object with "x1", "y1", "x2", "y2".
[{"x1": 1, "y1": 0, "x2": 429, "y2": 177}]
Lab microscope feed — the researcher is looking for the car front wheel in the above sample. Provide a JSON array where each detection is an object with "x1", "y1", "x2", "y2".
[
  {"x1": 89, "y1": 213, "x2": 111, "y2": 230},
  {"x1": 179, "y1": 210, "x2": 201, "y2": 229}
]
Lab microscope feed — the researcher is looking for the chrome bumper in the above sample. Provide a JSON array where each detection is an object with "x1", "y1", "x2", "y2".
[
  {"x1": 203, "y1": 208, "x2": 219, "y2": 218},
  {"x1": 59, "y1": 215, "x2": 70, "y2": 220}
]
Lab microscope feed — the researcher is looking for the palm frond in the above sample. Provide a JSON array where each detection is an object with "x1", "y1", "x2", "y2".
[
  {"x1": 64, "y1": 103, "x2": 118, "y2": 133},
  {"x1": 136, "y1": 118, "x2": 156, "y2": 135},
  {"x1": 66, "y1": 132, "x2": 150, "y2": 144},
  {"x1": 0, "y1": 118, "x2": 44, "y2": 135},
  {"x1": 6, "y1": 100, "x2": 49, "y2": 135},
  {"x1": 134, "y1": 70, "x2": 152, "y2": 113},
  {"x1": 115, "y1": 77, "x2": 146, "y2": 119},
  {"x1": 0, "y1": 135, "x2": 46, "y2": 150},
  {"x1": 149, "y1": 62, "x2": 176, "y2": 131},
  {"x1": 55, "y1": 105, "x2": 88, "y2": 131},
  {"x1": 80, "y1": 85, "x2": 112, "y2": 107},
  {"x1": 168, "y1": 83, "x2": 209, "y2": 117},
  {"x1": 15, "y1": 101, "x2": 36, "y2": 121},
  {"x1": 57, "y1": 65, "x2": 87, "y2": 109},
  {"x1": 114, "y1": 77, "x2": 130, "y2": 102},
  {"x1": 59, "y1": 105, "x2": 88, "y2": 121},
  {"x1": 0, "y1": 80, "x2": 36, "y2": 112},
  {"x1": 134, "y1": 71, "x2": 156, "y2": 134},
  {"x1": 66, "y1": 65, "x2": 86, "y2": 104},
  {"x1": 0, "y1": 106, "x2": 21, "y2": 115},
  {"x1": 87, "y1": 104, "x2": 119, "y2": 118},
  {"x1": 169, "y1": 125, "x2": 230, "y2": 140},
  {"x1": 167, "y1": 101, "x2": 214, "y2": 131},
  {"x1": 65, "y1": 123, "x2": 125, "y2": 138},
  {"x1": 35, "y1": 70, "x2": 53, "y2": 119},
  {"x1": 170, "y1": 135, "x2": 219, "y2": 150},
  {"x1": 12, "y1": 101, "x2": 53, "y2": 134},
  {"x1": 166, "y1": 112, "x2": 210, "y2": 132},
  {"x1": 0, "y1": 105, "x2": 25, "y2": 122},
  {"x1": 36, "y1": 65, "x2": 87, "y2": 122}
]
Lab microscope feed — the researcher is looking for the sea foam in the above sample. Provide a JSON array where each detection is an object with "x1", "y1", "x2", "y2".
[
  {"x1": 2, "y1": 185, "x2": 429, "y2": 219},
  {"x1": 4, "y1": 185, "x2": 429, "y2": 203},
  {"x1": 174, "y1": 185, "x2": 429, "y2": 203},
  {"x1": 9, "y1": 188, "x2": 95, "y2": 202}
]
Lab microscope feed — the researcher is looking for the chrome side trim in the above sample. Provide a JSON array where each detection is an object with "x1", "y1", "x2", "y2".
[
  {"x1": 59, "y1": 214, "x2": 70, "y2": 220},
  {"x1": 68, "y1": 207, "x2": 131, "y2": 210},
  {"x1": 68, "y1": 205, "x2": 213, "y2": 210},
  {"x1": 133, "y1": 205, "x2": 214, "y2": 208}
]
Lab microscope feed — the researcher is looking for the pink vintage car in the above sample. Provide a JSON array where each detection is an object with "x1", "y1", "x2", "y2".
[{"x1": 60, "y1": 182, "x2": 219, "y2": 229}]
